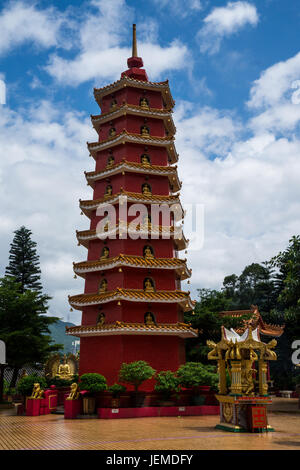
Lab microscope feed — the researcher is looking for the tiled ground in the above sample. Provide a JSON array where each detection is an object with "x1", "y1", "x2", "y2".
[{"x1": 0, "y1": 399, "x2": 299, "y2": 450}]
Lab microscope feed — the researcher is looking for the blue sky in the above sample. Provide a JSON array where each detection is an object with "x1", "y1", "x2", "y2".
[{"x1": 1, "y1": 0, "x2": 300, "y2": 323}]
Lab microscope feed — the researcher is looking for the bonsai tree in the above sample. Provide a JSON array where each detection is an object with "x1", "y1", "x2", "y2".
[
  {"x1": 118, "y1": 361, "x2": 156, "y2": 393},
  {"x1": 108, "y1": 383, "x2": 126, "y2": 398},
  {"x1": 78, "y1": 373, "x2": 107, "y2": 394},
  {"x1": 17, "y1": 374, "x2": 47, "y2": 398},
  {"x1": 177, "y1": 362, "x2": 216, "y2": 391},
  {"x1": 154, "y1": 371, "x2": 181, "y2": 400}
]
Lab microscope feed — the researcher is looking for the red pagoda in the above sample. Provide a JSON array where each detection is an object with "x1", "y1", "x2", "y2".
[{"x1": 66, "y1": 25, "x2": 197, "y2": 390}]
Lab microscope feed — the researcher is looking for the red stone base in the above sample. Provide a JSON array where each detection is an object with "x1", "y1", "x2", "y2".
[
  {"x1": 64, "y1": 399, "x2": 82, "y2": 419},
  {"x1": 97, "y1": 405, "x2": 220, "y2": 419}
]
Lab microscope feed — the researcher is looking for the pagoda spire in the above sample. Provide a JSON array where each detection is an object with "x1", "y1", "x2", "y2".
[
  {"x1": 132, "y1": 23, "x2": 138, "y2": 58},
  {"x1": 123, "y1": 24, "x2": 148, "y2": 81}
]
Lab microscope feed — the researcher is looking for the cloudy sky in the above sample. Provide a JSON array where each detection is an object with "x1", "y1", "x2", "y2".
[{"x1": 1, "y1": 0, "x2": 300, "y2": 324}]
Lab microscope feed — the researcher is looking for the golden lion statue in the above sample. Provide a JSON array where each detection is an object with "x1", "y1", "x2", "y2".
[
  {"x1": 66, "y1": 382, "x2": 80, "y2": 400},
  {"x1": 30, "y1": 383, "x2": 44, "y2": 399}
]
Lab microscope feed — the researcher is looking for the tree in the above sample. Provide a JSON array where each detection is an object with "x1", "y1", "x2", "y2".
[
  {"x1": 5, "y1": 226, "x2": 43, "y2": 294},
  {"x1": 0, "y1": 277, "x2": 61, "y2": 388},
  {"x1": 118, "y1": 361, "x2": 156, "y2": 392}
]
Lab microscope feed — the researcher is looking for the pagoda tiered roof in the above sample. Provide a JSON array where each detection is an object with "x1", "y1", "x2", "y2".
[
  {"x1": 91, "y1": 103, "x2": 176, "y2": 135},
  {"x1": 219, "y1": 305, "x2": 285, "y2": 338},
  {"x1": 76, "y1": 222, "x2": 189, "y2": 250},
  {"x1": 85, "y1": 160, "x2": 181, "y2": 192},
  {"x1": 87, "y1": 130, "x2": 178, "y2": 163},
  {"x1": 94, "y1": 76, "x2": 175, "y2": 110},
  {"x1": 68, "y1": 288, "x2": 195, "y2": 311},
  {"x1": 66, "y1": 321, "x2": 197, "y2": 338},
  {"x1": 79, "y1": 190, "x2": 183, "y2": 217},
  {"x1": 73, "y1": 254, "x2": 191, "y2": 280}
]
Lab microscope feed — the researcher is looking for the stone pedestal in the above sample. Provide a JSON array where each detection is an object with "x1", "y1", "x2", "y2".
[
  {"x1": 64, "y1": 399, "x2": 82, "y2": 419},
  {"x1": 26, "y1": 398, "x2": 41, "y2": 416}
]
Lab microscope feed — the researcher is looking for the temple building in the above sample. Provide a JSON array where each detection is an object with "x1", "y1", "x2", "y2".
[{"x1": 66, "y1": 25, "x2": 197, "y2": 388}]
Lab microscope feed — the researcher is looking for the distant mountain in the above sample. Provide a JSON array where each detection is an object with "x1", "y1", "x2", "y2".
[{"x1": 48, "y1": 319, "x2": 78, "y2": 355}]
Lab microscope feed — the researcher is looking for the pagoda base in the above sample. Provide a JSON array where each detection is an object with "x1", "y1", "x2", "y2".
[{"x1": 216, "y1": 395, "x2": 274, "y2": 433}]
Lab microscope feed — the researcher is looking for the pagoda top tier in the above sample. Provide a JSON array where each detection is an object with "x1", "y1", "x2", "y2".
[{"x1": 122, "y1": 24, "x2": 148, "y2": 82}]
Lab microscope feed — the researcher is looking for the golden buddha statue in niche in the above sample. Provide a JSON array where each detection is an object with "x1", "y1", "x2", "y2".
[
  {"x1": 144, "y1": 278, "x2": 155, "y2": 293},
  {"x1": 144, "y1": 245, "x2": 154, "y2": 259},
  {"x1": 140, "y1": 97, "x2": 149, "y2": 109},
  {"x1": 141, "y1": 154, "x2": 151, "y2": 166},
  {"x1": 141, "y1": 125, "x2": 150, "y2": 137},
  {"x1": 106, "y1": 156, "x2": 115, "y2": 169},
  {"x1": 100, "y1": 246, "x2": 109, "y2": 260},
  {"x1": 57, "y1": 355, "x2": 73, "y2": 380},
  {"x1": 109, "y1": 127, "x2": 116, "y2": 137},
  {"x1": 99, "y1": 279, "x2": 108, "y2": 294},
  {"x1": 142, "y1": 183, "x2": 152, "y2": 196},
  {"x1": 104, "y1": 185, "x2": 113, "y2": 198},
  {"x1": 97, "y1": 312, "x2": 105, "y2": 326},
  {"x1": 145, "y1": 312, "x2": 155, "y2": 325},
  {"x1": 110, "y1": 99, "x2": 117, "y2": 110}
]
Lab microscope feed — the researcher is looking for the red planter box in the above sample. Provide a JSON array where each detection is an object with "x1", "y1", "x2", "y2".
[
  {"x1": 26, "y1": 399, "x2": 41, "y2": 416},
  {"x1": 97, "y1": 405, "x2": 220, "y2": 419},
  {"x1": 64, "y1": 399, "x2": 82, "y2": 419}
]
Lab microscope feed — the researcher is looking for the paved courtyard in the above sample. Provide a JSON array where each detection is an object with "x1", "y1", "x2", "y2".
[{"x1": 0, "y1": 399, "x2": 299, "y2": 450}]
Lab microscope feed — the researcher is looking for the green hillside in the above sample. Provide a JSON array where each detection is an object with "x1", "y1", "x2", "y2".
[{"x1": 48, "y1": 319, "x2": 78, "y2": 355}]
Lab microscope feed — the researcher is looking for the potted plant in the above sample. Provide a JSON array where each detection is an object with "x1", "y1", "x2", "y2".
[
  {"x1": 78, "y1": 373, "x2": 107, "y2": 414},
  {"x1": 177, "y1": 362, "x2": 217, "y2": 405},
  {"x1": 17, "y1": 374, "x2": 47, "y2": 407},
  {"x1": 118, "y1": 361, "x2": 156, "y2": 407},
  {"x1": 108, "y1": 383, "x2": 127, "y2": 408},
  {"x1": 154, "y1": 371, "x2": 181, "y2": 406}
]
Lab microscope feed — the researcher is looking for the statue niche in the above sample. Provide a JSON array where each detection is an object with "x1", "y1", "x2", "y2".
[
  {"x1": 106, "y1": 155, "x2": 115, "y2": 169},
  {"x1": 142, "y1": 183, "x2": 152, "y2": 196},
  {"x1": 141, "y1": 154, "x2": 151, "y2": 166},
  {"x1": 143, "y1": 245, "x2": 154, "y2": 259},
  {"x1": 144, "y1": 277, "x2": 155, "y2": 293},
  {"x1": 144, "y1": 312, "x2": 156, "y2": 326},
  {"x1": 109, "y1": 127, "x2": 116, "y2": 137},
  {"x1": 104, "y1": 185, "x2": 113, "y2": 198},
  {"x1": 97, "y1": 312, "x2": 105, "y2": 326},
  {"x1": 141, "y1": 125, "x2": 150, "y2": 137},
  {"x1": 45, "y1": 354, "x2": 78, "y2": 381},
  {"x1": 140, "y1": 97, "x2": 149, "y2": 109},
  {"x1": 100, "y1": 246, "x2": 109, "y2": 260},
  {"x1": 99, "y1": 279, "x2": 108, "y2": 294}
]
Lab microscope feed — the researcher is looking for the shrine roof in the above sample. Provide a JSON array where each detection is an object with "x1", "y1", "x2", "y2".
[
  {"x1": 73, "y1": 254, "x2": 191, "y2": 279},
  {"x1": 219, "y1": 305, "x2": 285, "y2": 337},
  {"x1": 68, "y1": 288, "x2": 195, "y2": 311},
  {"x1": 66, "y1": 321, "x2": 198, "y2": 338}
]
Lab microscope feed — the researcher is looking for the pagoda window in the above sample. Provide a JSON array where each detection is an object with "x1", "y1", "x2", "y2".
[
  {"x1": 109, "y1": 127, "x2": 117, "y2": 137},
  {"x1": 142, "y1": 183, "x2": 152, "y2": 196},
  {"x1": 141, "y1": 154, "x2": 151, "y2": 166},
  {"x1": 96, "y1": 312, "x2": 105, "y2": 326},
  {"x1": 144, "y1": 277, "x2": 155, "y2": 293},
  {"x1": 144, "y1": 312, "x2": 156, "y2": 325},
  {"x1": 139, "y1": 97, "x2": 149, "y2": 109},
  {"x1": 143, "y1": 245, "x2": 154, "y2": 259},
  {"x1": 98, "y1": 279, "x2": 108, "y2": 294},
  {"x1": 104, "y1": 185, "x2": 113, "y2": 197},
  {"x1": 100, "y1": 246, "x2": 109, "y2": 260},
  {"x1": 110, "y1": 99, "x2": 117, "y2": 110},
  {"x1": 141, "y1": 125, "x2": 150, "y2": 137},
  {"x1": 106, "y1": 155, "x2": 115, "y2": 168}
]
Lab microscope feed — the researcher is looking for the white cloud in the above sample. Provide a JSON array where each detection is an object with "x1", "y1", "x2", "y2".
[
  {"x1": 198, "y1": 1, "x2": 259, "y2": 55},
  {"x1": 45, "y1": 0, "x2": 190, "y2": 85},
  {"x1": 0, "y1": 1, "x2": 66, "y2": 56},
  {"x1": 152, "y1": 0, "x2": 202, "y2": 17}
]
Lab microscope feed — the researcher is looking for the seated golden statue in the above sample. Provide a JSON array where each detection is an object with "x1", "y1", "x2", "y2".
[
  {"x1": 144, "y1": 278, "x2": 155, "y2": 293},
  {"x1": 144, "y1": 245, "x2": 154, "y2": 259},
  {"x1": 106, "y1": 156, "x2": 115, "y2": 168},
  {"x1": 104, "y1": 185, "x2": 113, "y2": 198},
  {"x1": 141, "y1": 125, "x2": 150, "y2": 137},
  {"x1": 110, "y1": 99, "x2": 117, "y2": 110},
  {"x1": 97, "y1": 312, "x2": 105, "y2": 326},
  {"x1": 66, "y1": 383, "x2": 80, "y2": 401},
  {"x1": 109, "y1": 127, "x2": 116, "y2": 137},
  {"x1": 99, "y1": 279, "x2": 108, "y2": 293},
  {"x1": 57, "y1": 355, "x2": 73, "y2": 380},
  {"x1": 140, "y1": 97, "x2": 149, "y2": 109},
  {"x1": 141, "y1": 154, "x2": 151, "y2": 166},
  {"x1": 100, "y1": 247, "x2": 109, "y2": 260},
  {"x1": 142, "y1": 184, "x2": 152, "y2": 196},
  {"x1": 30, "y1": 383, "x2": 44, "y2": 399},
  {"x1": 145, "y1": 312, "x2": 155, "y2": 325}
]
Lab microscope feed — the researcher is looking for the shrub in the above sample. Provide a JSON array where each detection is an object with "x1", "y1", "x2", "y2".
[
  {"x1": 154, "y1": 371, "x2": 181, "y2": 399},
  {"x1": 17, "y1": 375, "x2": 47, "y2": 397},
  {"x1": 108, "y1": 383, "x2": 126, "y2": 397},
  {"x1": 78, "y1": 373, "x2": 107, "y2": 394},
  {"x1": 177, "y1": 362, "x2": 217, "y2": 390},
  {"x1": 46, "y1": 375, "x2": 78, "y2": 388},
  {"x1": 118, "y1": 361, "x2": 156, "y2": 392}
]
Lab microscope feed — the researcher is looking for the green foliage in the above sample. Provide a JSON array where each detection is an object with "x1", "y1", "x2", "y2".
[
  {"x1": 78, "y1": 373, "x2": 107, "y2": 394},
  {"x1": 46, "y1": 375, "x2": 78, "y2": 388},
  {"x1": 0, "y1": 276, "x2": 62, "y2": 387},
  {"x1": 118, "y1": 361, "x2": 156, "y2": 392},
  {"x1": 154, "y1": 371, "x2": 181, "y2": 398},
  {"x1": 17, "y1": 375, "x2": 47, "y2": 397},
  {"x1": 177, "y1": 362, "x2": 218, "y2": 390},
  {"x1": 108, "y1": 383, "x2": 127, "y2": 397}
]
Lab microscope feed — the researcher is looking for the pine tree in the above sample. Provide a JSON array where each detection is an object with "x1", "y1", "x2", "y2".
[{"x1": 5, "y1": 226, "x2": 42, "y2": 294}]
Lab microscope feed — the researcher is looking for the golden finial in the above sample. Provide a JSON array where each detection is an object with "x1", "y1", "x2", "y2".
[{"x1": 132, "y1": 24, "x2": 137, "y2": 57}]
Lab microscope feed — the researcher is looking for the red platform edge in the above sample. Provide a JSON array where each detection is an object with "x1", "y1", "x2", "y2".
[{"x1": 97, "y1": 405, "x2": 220, "y2": 419}]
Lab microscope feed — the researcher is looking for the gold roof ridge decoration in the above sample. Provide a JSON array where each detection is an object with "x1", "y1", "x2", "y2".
[
  {"x1": 66, "y1": 320, "x2": 197, "y2": 338},
  {"x1": 73, "y1": 254, "x2": 191, "y2": 279}
]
